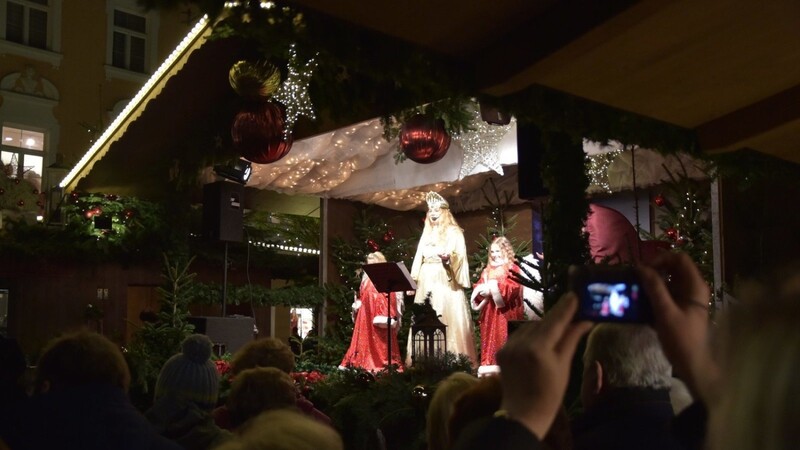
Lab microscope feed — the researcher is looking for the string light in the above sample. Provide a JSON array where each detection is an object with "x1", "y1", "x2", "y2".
[
  {"x1": 587, "y1": 149, "x2": 623, "y2": 192},
  {"x1": 273, "y1": 44, "x2": 318, "y2": 139},
  {"x1": 249, "y1": 240, "x2": 320, "y2": 255}
]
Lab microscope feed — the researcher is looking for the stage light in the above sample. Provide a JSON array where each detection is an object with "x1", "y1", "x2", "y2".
[{"x1": 214, "y1": 159, "x2": 252, "y2": 184}]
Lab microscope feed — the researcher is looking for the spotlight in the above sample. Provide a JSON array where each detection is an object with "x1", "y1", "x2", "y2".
[{"x1": 214, "y1": 159, "x2": 252, "y2": 184}]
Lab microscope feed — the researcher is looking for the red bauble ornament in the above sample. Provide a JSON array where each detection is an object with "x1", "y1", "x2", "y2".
[
  {"x1": 665, "y1": 227, "x2": 678, "y2": 241},
  {"x1": 232, "y1": 101, "x2": 293, "y2": 164},
  {"x1": 92, "y1": 206, "x2": 103, "y2": 215},
  {"x1": 105, "y1": 194, "x2": 118, "y2": 201},
  {"x1": 123, "y1": 208, "x2": 136, "y2": 220},
  {"x1": 85, "y1": 210, "x2": 95, "y2": 219},
  {"x1": 399, "y1": 114, "x2": 451, "y2": 164},
  {"x1": 654, "y1": 194, "x2": 665, "y2": 207},
  {"x1": 383, "y1": 230, "x2": 394, "y2": 242},
  {"x1": 367, "y1": 239, "x2": 380, "y2": 252}
]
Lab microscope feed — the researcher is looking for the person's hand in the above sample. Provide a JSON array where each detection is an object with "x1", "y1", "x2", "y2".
[
  {"x1": 439, "y1": 253, "x2": 451, "y2": 264},
  {"x1": 498, "y1": 293, "x2": 593, "y2": 440},
  {"x1": 638, "y1": 252, "x2": 720, "y2": 404}
]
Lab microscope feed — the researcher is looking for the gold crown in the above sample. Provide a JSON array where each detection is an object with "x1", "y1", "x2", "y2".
[{"x1": 425, "y1": 191, "x2": 449, "y2": 210}]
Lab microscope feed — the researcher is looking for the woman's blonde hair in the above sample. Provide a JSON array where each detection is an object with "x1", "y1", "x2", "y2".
[
  {"x1": 216, "y1": 409, "x2": 343, "y2": 450},
  {"x1": 421, "y1": 207, "x2": 461, "y2": 246},
  {"x1": 487, "y1": 236, "x2": 516, "y2": 268},
  {"x1": 426, "y1": 372, "x2": 478, "y2": 450}
]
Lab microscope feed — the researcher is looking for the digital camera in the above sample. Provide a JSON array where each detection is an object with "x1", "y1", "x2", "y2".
[{"x1": 569, "y1": 265, "x2": 652, "y2": 323}]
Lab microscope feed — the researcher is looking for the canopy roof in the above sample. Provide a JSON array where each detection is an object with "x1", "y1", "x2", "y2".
[{"x1": 63, "y1": 1, "x2": 800, "y2": 210}]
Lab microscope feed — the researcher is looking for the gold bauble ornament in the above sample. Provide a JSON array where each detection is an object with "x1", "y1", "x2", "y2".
[{"x1": 229, "y1": 60, "x2": 281, "y2": 101}]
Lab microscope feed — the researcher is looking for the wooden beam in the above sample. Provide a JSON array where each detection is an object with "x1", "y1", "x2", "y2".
[
  {"x1": 473, "y1": 0, "x2": 641, "y2": 95},
  {"x1": 696, "y1": 83, "x2": 800, "y2": 152}
]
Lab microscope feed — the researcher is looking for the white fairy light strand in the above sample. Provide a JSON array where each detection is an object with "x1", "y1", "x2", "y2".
[
  {"x1": 250, "y1": 240, "x2": 320, "y2": 255},
  {"x1": 588, "y1": 149, "x2": 623, "y2": 193},
  {"x1": 273, "y1": 44, "x2": 318, "y2": 139}
]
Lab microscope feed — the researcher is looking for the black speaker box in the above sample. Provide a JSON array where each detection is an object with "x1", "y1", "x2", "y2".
[
  {"x1": 516, "y1": 124, "x2": 549, "y2": 199},
  {"x1": 188, "y1": 316, "x2": 255, "y2": 355},
  {"x1": 202, "y1": 181, "x2": 243, "y2": 242}
]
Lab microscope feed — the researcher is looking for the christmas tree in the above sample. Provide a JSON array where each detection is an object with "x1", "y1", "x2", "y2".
[
  {"x1": 644, "y1": 165, "x2": 713, "y2": 284},
  {"x1": 468, "y1": 179, "x2": 531, "y2": 281}
]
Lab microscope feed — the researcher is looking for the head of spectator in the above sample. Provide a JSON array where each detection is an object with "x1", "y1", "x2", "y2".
[
  {"x1": 449, "y1": 374, "x2": 572, "y2": 450},
  {"x1": 215, "y1": 409, "x2": 343, "y2": 450},
  {"x1": 153, "y1": 334, "x2": 220, "y2": 411},
  {"x1": 708, "y1": 273, "x2": 800, "y2": 450},
  {"x1": 0, "y1": 335, "x2": 27, "y2": 400},
  {"x1": 426, "y1": 372, "x2": 478, "y2": 450},
  {"x1": 227, "y1": 367, "x2": 298, "y2": 429},
  {"x1": 35, "y1": 330, "x2": 130, "y2": 394},
  {"x1": 580, "y1": 323, "x2": 672, "y2": 410},
  {"x1": 231, "y1": 338, "x2": 295, "y2": 375}
]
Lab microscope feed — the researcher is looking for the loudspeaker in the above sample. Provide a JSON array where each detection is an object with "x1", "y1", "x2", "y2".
[
  {"x1": 516, "y1": 123, "x2": 549, "y2": 199},
  {"x1": 203, "y1": 181, "x2": 243, "y2": 242},
  {"x1": 188, "y1": 316, "x2": 255, "y2": 355}
]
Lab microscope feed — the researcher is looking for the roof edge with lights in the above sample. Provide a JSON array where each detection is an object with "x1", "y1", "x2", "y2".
[{"x1": 60, "y1": 16, "x2": 212, "y2": 192}]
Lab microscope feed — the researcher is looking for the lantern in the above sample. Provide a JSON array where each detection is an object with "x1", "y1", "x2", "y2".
[
  {"x1": 410, "y1": 293, "x2": 447, "y2": 364},
  {"x1": 231, "y1": 101, "x2": 293, "y2": 164},
  {"x1": 399, "y1": 114, "x2": 451, "y2": 164}
]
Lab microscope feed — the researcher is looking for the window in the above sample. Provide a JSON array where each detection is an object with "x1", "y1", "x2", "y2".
[
  {"x1": 4, "y1": 0, "x2": 49, "y2": 49},
  {"x1": 112, "y1": 9, "x2": 147, "y2": 73},
  {"x1": 1, "y1": 125, "x2": 45, "y2": 191}
]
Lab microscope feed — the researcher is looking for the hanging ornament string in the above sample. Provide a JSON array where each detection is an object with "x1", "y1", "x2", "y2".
[
  {"x1": 627, "y1": 144, "x2": 643, "y2": 260},
  {"x1": 273, "y1": 44, "x2": 319, "y2": 139},
  {"x1": 455, "y1": 105, "x2": 514, "y2": 179}
]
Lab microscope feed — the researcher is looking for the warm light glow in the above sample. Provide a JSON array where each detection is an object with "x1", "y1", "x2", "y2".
[
  {"x1": 249, "y1": 240, "x2": 320, "y2": 255},
  {"x1": 60, "y1": 16, "x2": 211, "y2": 190}
]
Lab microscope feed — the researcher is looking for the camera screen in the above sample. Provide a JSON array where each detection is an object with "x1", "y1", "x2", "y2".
[{"x1": 582, "y1": 281, "x2": 642, "y2": 320}]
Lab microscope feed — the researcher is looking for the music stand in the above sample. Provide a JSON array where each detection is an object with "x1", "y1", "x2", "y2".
[{"x1": 362, "y1": 262, "x2": 417, "y2": 370}]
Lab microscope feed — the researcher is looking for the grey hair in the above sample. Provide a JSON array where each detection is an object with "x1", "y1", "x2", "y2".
[{"x1": 583, "y1": 324, "x2": 671, "y2": 389}]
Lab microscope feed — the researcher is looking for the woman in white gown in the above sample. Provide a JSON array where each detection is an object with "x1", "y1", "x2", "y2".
[{"x1": 406, "y1": 192, "x2": 477, "y2": 367}]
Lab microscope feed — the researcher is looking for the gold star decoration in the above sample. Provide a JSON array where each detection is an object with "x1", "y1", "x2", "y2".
[
  {"x1": 455, "y1": 106, "x2": 514, "y2": 178},
  {"x1": 273, "y1": 44, "x2": 318, "y2": 139}
]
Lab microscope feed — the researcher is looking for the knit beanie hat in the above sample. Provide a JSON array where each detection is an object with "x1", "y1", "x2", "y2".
[{"x1": 154, "y1": 334, "x2": 219, "y2": 410}]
